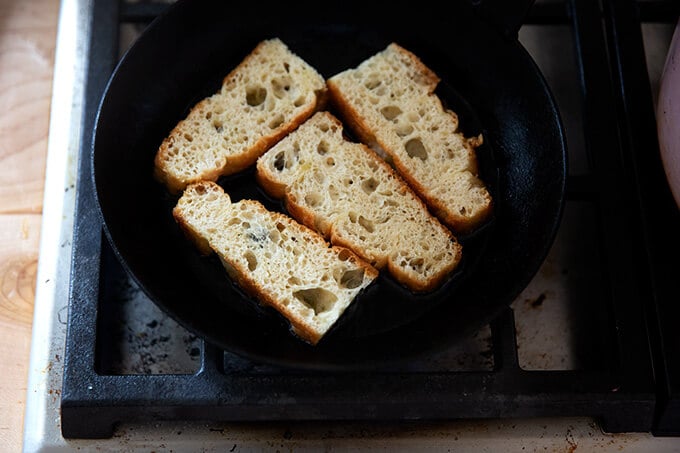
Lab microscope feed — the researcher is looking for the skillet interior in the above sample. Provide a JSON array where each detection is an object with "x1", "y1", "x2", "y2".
[{"x1": 92, "y1": 0, "x2": 567, "y2": 370}]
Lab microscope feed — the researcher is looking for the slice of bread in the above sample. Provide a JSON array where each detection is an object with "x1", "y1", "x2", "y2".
[
  {"x1": 256, "y1": 111, "x2": 463, "y2": 293},
  {"x1": 327, "y1": 43, "x2": 492, "y2": 234},
  {"x1": 155, "y1": 38, "x2": 327, "y2": 194},
  {"x1": 173, "y1": 180, "x2": 378, "y2": 345}
]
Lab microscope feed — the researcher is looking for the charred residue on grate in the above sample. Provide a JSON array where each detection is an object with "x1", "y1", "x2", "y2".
[{"x1": 94, "y1": 239, "x2": 201, "y2": 375}]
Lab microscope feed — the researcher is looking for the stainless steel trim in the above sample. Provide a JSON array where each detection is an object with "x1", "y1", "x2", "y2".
[{"x1": 23, "y1": 0, "x2": 92, "y2": 450}]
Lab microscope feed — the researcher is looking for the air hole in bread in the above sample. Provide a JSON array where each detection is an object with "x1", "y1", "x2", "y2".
[
  {"x1": 395, "y1": 123, "x2": 414, "y2": 137},
  {"x1": 338, "y1": 249, "x2": 351, "y2": 261},
  {"x1": 269, "y1": 114, "x2": 285, "y2": 129},
  {"x1": 361, "y1": 177, "x2": 378, "y2": 194},
  {"x1": 288, "y1": 276, "x2": 301, "y2": 286},
  {"x1": 293, "y1": 96, "x2": 306, "y2": 107},
  {"x1": 317, "y1": 140, "x2": 329, "y2": 155},
  {"x1": 305, "y1": 193, "x2": 322, "y2": 207},
  {"x1": 243, "y1": 251, "x2": 258, "y2": 271},
  {"x1": 271, "y1": 76, "x2": 293, "y2": 99},
  {"x1": 339, "y1": 268, "x2": 365, "y2": 289},
  {"x1": 293, "y1": 287, "x2": 337, "y2": 315},
  {"x1": 245, "y1": 85, "x2": 267, "y2": 107},
  {"x1": 364, "y1": 77, "x2": 381, "y2": 90},
  {"x1": 183, "y1": 133, "x2": 193, "y2": 142},
  {"x1": 325, "y1": 157, "x2": 335, "y2": 167},
  {"x1": 405, "y1": 138, "x2": 428, "y2": 161},
  {"x1": 358, "y1": 215, "x2": 374, "y2": 233},
  {"x1": 283, "y1": 62, "x2": 290, "y2": 73},
  {"x1": 410, "y1": 258, "x2": 425, "y2": 272},
  {"x1": 399, "y1": 256, "x2": 424, "y2": 272},
  {"x1": 212, "y1": 119, "x2": 223, "y2": 133},
  {"x1": 380, "y1": 105, "x2": 402, "y2": 121},
  {"x1": 273, "y1": 151, "x2": 286, "y2": 171},
  {"x1": 268, "y1": 227, "x2": 281, "y2": 243}
]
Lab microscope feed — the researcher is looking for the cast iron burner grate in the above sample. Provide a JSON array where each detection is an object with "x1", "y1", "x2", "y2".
[{"x1": 60, "y1": 0, "x2": 680, "y2": 439}]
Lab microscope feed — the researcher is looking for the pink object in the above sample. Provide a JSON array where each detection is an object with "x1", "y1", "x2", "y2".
[{"x1": 657, "y1": 18, "x2": 680, "y2": 209}]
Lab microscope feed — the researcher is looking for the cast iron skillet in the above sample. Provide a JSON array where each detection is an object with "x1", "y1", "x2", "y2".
[{"x1": 92, "y1": 0, "x2": 567, "y2": 370}]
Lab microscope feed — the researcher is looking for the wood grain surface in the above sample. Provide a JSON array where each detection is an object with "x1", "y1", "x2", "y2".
[{"x1": 0, "y1": 0, "x2": 58, "y2": 450}]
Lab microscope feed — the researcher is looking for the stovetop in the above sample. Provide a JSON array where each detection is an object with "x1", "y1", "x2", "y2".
[{"x1": 23, "y1": 0, "x2": 680, "y2": 451}]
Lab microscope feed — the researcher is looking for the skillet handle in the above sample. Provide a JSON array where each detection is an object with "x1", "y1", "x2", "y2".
[{"x1": 469, "y1": 0, "x2": 537, "y2": 39}]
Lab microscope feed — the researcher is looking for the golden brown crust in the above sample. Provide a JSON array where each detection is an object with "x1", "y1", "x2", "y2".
[
  {"x1": 327, "y1": 42, "x2": 493, "y2": 235},
  {"x1": 173, "y1": 181, "x2": 378, "y2": 345},
  {"x1": 388, "y1": 43, "x2": 441, "y2": 92},
  {"x1": 256, "y1": 111, "x2": 463, "y2": 293},
  {"x1": 172, "y1": 211, "x2": 213, "y2": 256},
  {"x1": 154, "y1": 38, "x2": 327, "y2": 194},
  {"x1": 326, "y1": 81, "x2": 379, "y2": 148}
]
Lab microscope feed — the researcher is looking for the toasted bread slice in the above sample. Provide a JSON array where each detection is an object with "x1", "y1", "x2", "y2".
[
  {"x1": 327, "y1": 43, "x2": 492, "y2": 234},
  {"x1": 173, "y1": 181, "x2": 378, "y2": 345},
  {"x1": 257, "y1": 111, "x2": 462, "y2": 293},
  {"x1": 155, "y1": 38, "x2": 327, "y2": 193}
]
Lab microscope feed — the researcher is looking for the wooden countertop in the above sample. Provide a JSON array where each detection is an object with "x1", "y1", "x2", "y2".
[
  {"x1": 1, "y1": 1, "x2": 678, "y2": 451},
  {"x1": 0, "y1": 0, "x2": 58, "y2": 450}
]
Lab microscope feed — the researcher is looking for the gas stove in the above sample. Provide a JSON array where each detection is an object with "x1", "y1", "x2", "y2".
[{"x1": 23, "y1": 0, "x2": 680, "y2": 450}]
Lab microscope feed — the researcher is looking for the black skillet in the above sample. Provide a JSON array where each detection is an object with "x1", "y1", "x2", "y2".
[{"x1": 92, "y1": 0, "x2": 567, "y2": 370}]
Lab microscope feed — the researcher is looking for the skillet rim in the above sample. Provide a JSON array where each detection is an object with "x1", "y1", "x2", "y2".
[{"x1": 90, "y1": 0, "x2": 568, "y2": 370}]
